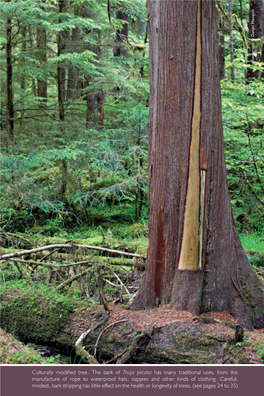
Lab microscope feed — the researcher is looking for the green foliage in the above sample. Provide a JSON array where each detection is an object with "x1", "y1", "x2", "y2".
[
  {"x1": 0, "y1": 0, "x2": 263, "y2": 236},
  {"x1": 221, "y1": 50, "x2": 264, "y2": 232}
]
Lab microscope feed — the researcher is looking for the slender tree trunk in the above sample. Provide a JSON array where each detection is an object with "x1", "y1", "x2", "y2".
[
  {"x1": 66, "y1": 27, "x2": 79, "y2": 100},
  {"x1": 85, "y1": 78, "x2": 96, "y2": 127},
  {"x1": 37, "y1": 26, "x2": 47, "y2": 107},
  {"x1": 132, "y1": 0, "x2": 264, "y2": 330},
  {"x1": 218, "y1": 20, "x2": 225, "y2": 81},
  {"x1": 58, "y1": 0, "x2": 65, "y2": 122},
  {"x1": 247, "y1": 0, "x2": 263, "y2": 81},
  {"x1": 58, "y1": 0, "x2": 67, "y2": 202},
  {"x1": 228, "y1": 0, "x2": 235, "y2": 81},
  {"x1": 140, "y1": 21, "x2": 148, "y2": 78},
  {"x1": 113, "y1": 4, "x2": 129, "y2": 57},
  {"x1": 6, "y1": 11, "x2": 14, "y2": 146},
  {"x1": 29, "y1": 26, "x2": 37, "y2": 97},
  {"x1": 21, "y1": 27, "x2": 26, "y2": 91},
  {"x1": 97, "y1": 89, "x2": 104, "y2": 125},
  {"x1": 19, "y1": 27, "x2": 27, "y2": 130}
]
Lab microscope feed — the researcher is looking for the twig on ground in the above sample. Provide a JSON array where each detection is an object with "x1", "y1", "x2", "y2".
[{"x1": 106, "y1": 347, "x2": 128, "y2": 364}]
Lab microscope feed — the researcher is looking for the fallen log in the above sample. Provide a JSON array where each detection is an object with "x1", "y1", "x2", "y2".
[{"x1": 1, "y1": 291, "x2": 261, "y2": 364}]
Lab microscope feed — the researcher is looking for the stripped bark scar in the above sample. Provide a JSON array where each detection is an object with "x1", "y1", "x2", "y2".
[
  {"x1": 178, "y1": 1, "x2": 202, "y2": 270},
  {"x1": 154, "y1": 207, "x2": 166, "y2": 299},
  {"x1": 199, "y1": 170, "x2": 206, "y2": 269}
]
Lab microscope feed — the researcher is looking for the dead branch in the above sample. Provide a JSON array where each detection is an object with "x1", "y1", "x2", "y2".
[
  {"x1": 39, "y1": 248, "x2": 61, "y2": 262},
  {"x1": 74, "y1": 328, "x2": 99, "y2": 364},
  {"x1": 116, "y1": 330, "x2": 151, "y2": 364},
  {"x1": 55, "y1": 267, "x2": 93, "y2": 291},
  {"x1": 0, "y1": 244, "x2": 146, "y2": 260},
  {"x1": 106, "y1": 347, "x2": 128, "y2": 364}
]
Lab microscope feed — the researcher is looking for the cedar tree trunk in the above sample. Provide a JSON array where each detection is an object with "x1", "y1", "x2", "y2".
[{"x1": 132, "y1": 0, "x2": 264, "y2": 330}]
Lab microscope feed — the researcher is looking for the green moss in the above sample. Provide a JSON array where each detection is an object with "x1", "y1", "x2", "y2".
[{"x1": 0, "y1": 289, "x2": 84, "y2": 351}]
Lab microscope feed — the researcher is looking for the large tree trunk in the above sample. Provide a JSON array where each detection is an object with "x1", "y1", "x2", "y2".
[
  {"x1": 132, "y1": 0, "x2": 264, "y2": 330},
  {"x1": 247, "y1": 0, "x2": 263, "y2": 81}
]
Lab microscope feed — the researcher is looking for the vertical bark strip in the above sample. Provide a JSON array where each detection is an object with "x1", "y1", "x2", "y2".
[{"x1": 178, "y1": 0, "x2": 201, "y2": 271}]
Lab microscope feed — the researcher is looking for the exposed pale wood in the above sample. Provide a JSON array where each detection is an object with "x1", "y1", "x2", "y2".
[{"x1": 199, "y1": 170, "x2": 206, "y2": 269}]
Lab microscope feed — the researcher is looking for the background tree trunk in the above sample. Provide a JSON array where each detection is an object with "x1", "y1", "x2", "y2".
[
  {"x1": 247, "y1": 0, "x2": 263, "y2": 81},
  {"x1": 228, "y1": 0, "x2": 235, "y2": 81},
  {"x1": 132, "y1": 0, "x2": 264, "y2": 330},
  {"x1": 66, "y1": 26, "x2": 80, "y2": 101},
  {"x1": 6, "y1": 9, "x2": 14, "y2": 146},
  {"x1": 113, "y1": 4, "x2": 129, "y2": 57},
  {"x1": 37, "y1": 25, "x2": 47, "y2": 107},
  {"x1": 58, "y1": 0, "x2": 65, "y2": 122},
  {"x1": 218, "y1": 20, "x2": 225, "y2": 81},
  {"x1": 28, "y1": 26, "x2": 37, "y2": 97}
]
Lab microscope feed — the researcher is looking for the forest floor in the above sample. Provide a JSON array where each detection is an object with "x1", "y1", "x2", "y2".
[
  {"x1": 1, "y1": 301, "x2": 264, "y2": 365},
  {"x1": 1, "y1": 226, "x2": 264, "y2": 365}
]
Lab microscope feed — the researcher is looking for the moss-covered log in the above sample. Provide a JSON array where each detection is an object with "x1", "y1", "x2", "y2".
[{"x1": 0, "y1": 292, "x2": 263, "y2": 364}]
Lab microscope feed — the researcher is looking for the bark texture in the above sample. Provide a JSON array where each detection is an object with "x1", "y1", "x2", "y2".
[{"x1": 132, "y1": 0, "x2": 264, "y2": 330}]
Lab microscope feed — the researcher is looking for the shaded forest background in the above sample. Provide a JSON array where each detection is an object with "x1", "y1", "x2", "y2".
[{"x1": 0, "y1": 0, "x2": 263, "y2": 237}]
